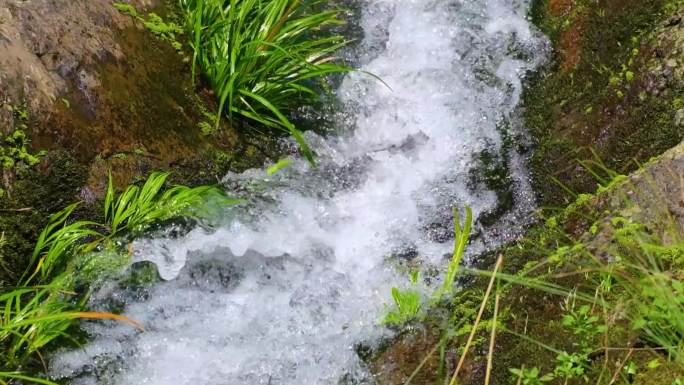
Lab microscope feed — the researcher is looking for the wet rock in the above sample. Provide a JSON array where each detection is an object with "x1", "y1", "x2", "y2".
[
  {"x1": 0, "y1": 0, "x2": 136, "y2": 124},
  {"x1": 0, "y1": 0, "x2": 248, "y2": 193},
  {"x1": 676, "y1": 109, "x2": 684, "y2": 127},
  {"x1": 595, "y1": 140, "x2": 684, "y2": 235},
  {"x1": 0, "y1": 1, "x2": 275, "y2": 288},
  {"x1": 525, "y1": 0, "x2": 684, "y2": 207}
]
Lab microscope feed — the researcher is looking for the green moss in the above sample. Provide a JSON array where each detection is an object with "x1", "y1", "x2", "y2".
[
  {"x1": 114, "y1": 2, "x2": 184, "y2": 51},
  {"x1": 468, "y1": 146, "x2": 515, "y2": 227},
  {"x1": 525, "y1": 0, "x2": 683, "y2": 207},
  {"x1": 0, "y1": 151, "x2": 88, "y2": 288}
]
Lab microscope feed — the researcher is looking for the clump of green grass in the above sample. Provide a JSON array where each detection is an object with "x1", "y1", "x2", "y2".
[
  {"x1": 383, "y1": 206, "x2": 472, "y2": 326},
  {"x1": 383, "y1": 270, "x2": 422, "y2": 325},
  {"x1": 178, "y1": 0, "x2": 354, "y2": 164},
  {"x1": 1, "y1": 172, "x2": 236, "y2": 381},
  {"x1": 393, "y1": 162, "x2": 684, "y2": 384},
  {"x1": 439, "y1": 206, "x2": 473, "y2": 298}
]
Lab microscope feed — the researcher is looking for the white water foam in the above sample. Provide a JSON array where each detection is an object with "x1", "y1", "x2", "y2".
[{"x1": 51, "y1": 1, "x2": 546, "y2": 384}]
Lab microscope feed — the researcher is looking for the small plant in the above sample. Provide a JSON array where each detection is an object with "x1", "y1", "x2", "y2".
[
  {"x1": 383, "y1": 270, "x2": 422, "y2": 325},
  {"x1": 623, "y1": 360, "x2": 638, "y2": 377},
  {"x1": 383, "y1": 286, "x2": 421, "y2": 325},
  {"x1": 561, "y1": 301, "x2": 606, "y2": 348},
  {"x1": 383, "y1": 205, "x2": 472, "y2": 326},
  {"x1": 0, "y1": 129, "x2": 41, "y2": 169},
  {"x1": 114, "y1": 3, "x2": 183, "y2": 51},
  {"x1": 178, "y1": 0, "x2": 355, "y2": 164},
  {"x1": 509, "y1": 367, "x2": 554, "y2": 385},
  {"x1": 0, "y1": 128, "x2": 44, "y2": 198},
  {"x1": 437, "y1": 206, "x2": 472, "y2": 299},
  {"x1": 553, "y1": 351, "x2": 588, "y2": 381},
  {"x1": 2, "y1": 171, "x2": 238, "y2": 376}
]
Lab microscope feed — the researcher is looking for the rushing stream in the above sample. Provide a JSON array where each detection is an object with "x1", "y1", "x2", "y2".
[{"x1": 51, "y1": 1, "x2": 546, "y2": 384}]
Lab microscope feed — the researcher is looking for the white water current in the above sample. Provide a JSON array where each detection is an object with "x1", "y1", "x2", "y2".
[{"x1": 51, "y1": 1, "x2": 546, "y2": 383}]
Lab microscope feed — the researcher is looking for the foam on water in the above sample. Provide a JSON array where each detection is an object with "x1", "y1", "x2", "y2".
[{"x1": 51, "y1": 1, "x2": 546, "y2": 384}]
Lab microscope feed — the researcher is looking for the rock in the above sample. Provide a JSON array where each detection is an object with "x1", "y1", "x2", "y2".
[
  {"x1": 0, "y1": 1, "x2": 276, "y2": 287},
  {"x1": 596, "y1": 140, "x2": 684, "y2": 233},
  {"x1": 676, "y1": 109, "x2": 684, "y2": 127},
  {"x1": 0, "y1": 0, "x2": 134, "y2": 124},
  {"x1": 0, "y1": 0, "x2": 248, "y2": 193}
]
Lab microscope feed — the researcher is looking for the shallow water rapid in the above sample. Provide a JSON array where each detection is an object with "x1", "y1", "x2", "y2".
[{"x1": 51, "y1": 1, "x2": 546, "y2": 383}]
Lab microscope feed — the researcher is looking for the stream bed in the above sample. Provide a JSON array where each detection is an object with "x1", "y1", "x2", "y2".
[{"x1": 51, "y1": 1, "x2": 546, "y2": 384}]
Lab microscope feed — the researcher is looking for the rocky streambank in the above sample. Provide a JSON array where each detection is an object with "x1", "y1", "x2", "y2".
[
  {"x1": 370, "y1": 0, "x2": 684, "y2": 384},
  {"x1": 0, "y1": 0, "x2": 273, "y2": 287}
]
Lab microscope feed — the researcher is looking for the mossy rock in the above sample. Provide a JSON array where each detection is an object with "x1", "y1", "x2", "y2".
[
  {"x1": 524, "y1": 0, "x2": 684, "y2": 207},
  {"x1": 0, "y1": 150, "x2": 88, "y2": 288}
]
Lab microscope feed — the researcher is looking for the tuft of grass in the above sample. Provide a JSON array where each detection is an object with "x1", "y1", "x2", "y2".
[
  {"x1": 178, "y1": 0, "x2": 355, "y2": 164},
  {"x1": 383, "y1": 206, "x2": 473, "y2": 327},
  {"x1": 438, "y1": 206, "x2": 473, "y2": 299},
  {"x1": 22, "y1": 172, "x2": 235, "y2": 285},
  {"x1": 1, "y1": 172, "x2": 237, "y2": 378},
  {"x1": 383, "y1": 286, "x2": 422, "y2": 326},
  {"x1": 103, "y1": 171, "x2": 238, "y2": 236}
]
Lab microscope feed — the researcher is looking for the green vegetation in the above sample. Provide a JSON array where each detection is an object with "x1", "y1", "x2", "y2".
[
  {"x1": 489, "y1": 211, "x2": 684, "y2": 384},
  {"x1": 0, "y1": 105, "x2": 45, "y2": 199},
  {"x1": 384, "y1": 285, "x2": 422, "y2": 326},
  {"x1": 114, "y1": 2, "x2": 184, "y2": 51},
  {"x1": 383, "y1": 206, "x2": 473, "y2": 326},
  {"x1": 439, "y1": 206, "x2": 473, "y2": 298},
  {"x1": 178, "y1": 0, "x2": 354, "y2": 163},
  {"x1": 0, "y1": 129, "x2": 42, "y2": 198},
  {"x1": 266, "y1": 158, "x2": 293, "y2": 175},
  {"x1": 0, "y1": 172, "x2": 236, "y2": 383},
  {"x1": 0, "y1": 151, "x2": 88, "y2": 289},
  {"x1": 384, "y1": 270, "x2": 423, "y2": 325},
  {"x1": 509, "y1": 367, "x2": 554, "y2": 385},
  {"x1": 375, "y1": 158, "x2": 684, "y2": 384},
  {"x1": 524, "y1": 0, "x2": 684, "y2": 206}
]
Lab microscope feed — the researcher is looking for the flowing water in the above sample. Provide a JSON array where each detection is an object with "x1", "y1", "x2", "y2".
[{"x1": 51, "y1": 1, "x2": 546, "y2": 383}]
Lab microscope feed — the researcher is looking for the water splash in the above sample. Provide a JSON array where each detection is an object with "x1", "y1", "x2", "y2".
[{"x1": 51, "y1": 1, "x2": 546, "y2": 384}]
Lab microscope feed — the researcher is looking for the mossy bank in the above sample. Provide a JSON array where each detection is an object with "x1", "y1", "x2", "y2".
[
  {"x1": 370, "y1": 1, "x2": 684, "y2": 384},
  {"x1": 0, "y1": 0, "x2": 277, "y2": 288},
  {"x1": 525, "y1": 0, "x2": 684, "y2": 207}
]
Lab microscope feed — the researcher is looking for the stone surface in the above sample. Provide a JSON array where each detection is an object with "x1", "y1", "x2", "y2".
[
  {"x1": 595, "y1": 140, "x2": 684, "y2": 237},
  {"x1": 0, "y1": 0, "x2": 245, "y2": 191},
  {"x1": 525, "y1": 0, "x2": 684, "y2": 206},
  {"x1": 0, "y1": 0, "x2": 276, "y2": 288},
  {"x1": 0, "y1": 0, "x2": 148, "y2": 129}
]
